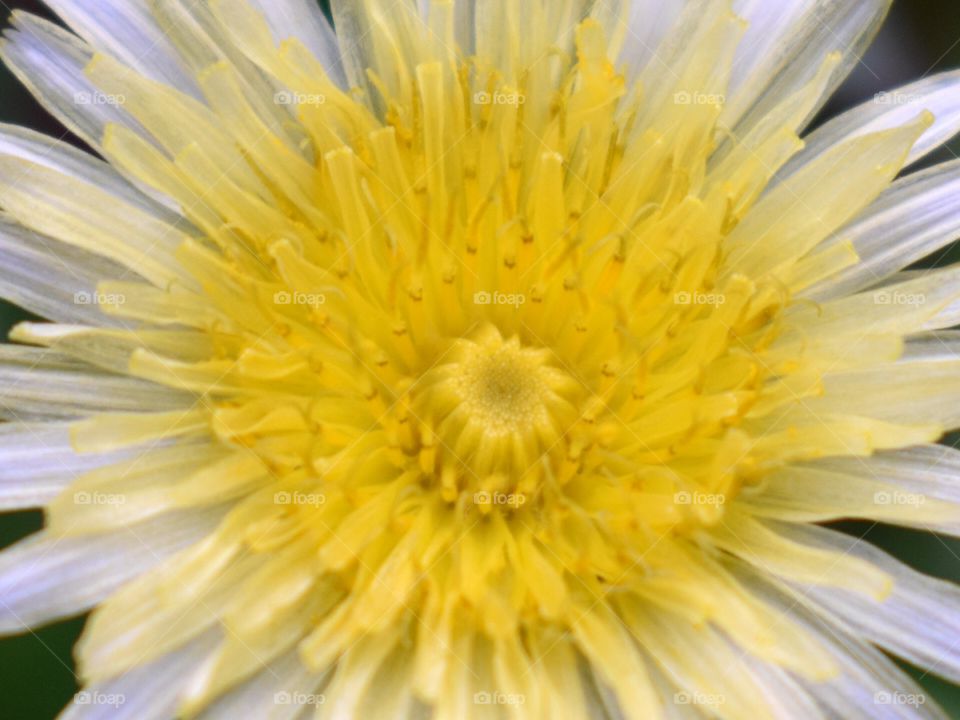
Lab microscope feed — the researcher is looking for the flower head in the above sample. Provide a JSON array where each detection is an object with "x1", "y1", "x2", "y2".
[{"x1": 2, "y1": 0, "x2": 960, "y2": 718}]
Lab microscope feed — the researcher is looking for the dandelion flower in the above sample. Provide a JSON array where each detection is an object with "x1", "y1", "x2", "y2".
[{"x1": 4, "y1": 0, "x2": 960, "y2": 717}]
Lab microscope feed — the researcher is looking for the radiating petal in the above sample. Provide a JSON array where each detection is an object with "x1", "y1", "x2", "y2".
[
  {"x1": 45, "y1": 447, "x2": 268, "y2": 536},
  {"x1": 741, "y1": 460, "x2": 960, "y2": 535},
  {"x1": 0, "y1": 422, "x2": 130, "y2": 510},
  {"x1": 722, "y1": 115, "x2": 928, "y2": 280},
  {"x1": 619, "y1": 0, "x2": 685, "y2": 76},
  {"x1": 771, "y1": 522, "x2": 960, "y2": 685},
  {"x1": 804, "y1": 160, "x2": 960, "y2": 300},
  {"x1": 723, "y1": 0, "x2": 891, "y2": 135},
  {"x1": 43, "y1": 0, "x2": 200, "y2": 96},
  {"x1": 196, "y1": 648, "x2": 330, "y2": 720},
  {"x1": 148, "y1": 0, "x2": 315, "y2": 165},
  {"x1": 0, "y1": 124, "x2": 180, "y2": 222},
  {"x1": 0, "y1": 154, "x2": 194, "y2": 288},
  {"x1": 0, "y1": 509, "x2": 224, "y2": 633},
  {"x1": 811, "y1": 438, "x2": 960, "y2": 517},
  {"x1": 242, "y1": 0, "x2": 345, "y2": 84},
  {"x1": 0, "y1": 346, "x2": 192, "y2": 419},
  {"x1": 9, "y1": 323, "x2": 214, "y2": 375},
  {"x1": 778, "y1": 71, "x2": 960, "y2": 185},
  {"x1": 0, "y1": 217, "x2": 134, "y2": 326},
  {"x1": 806, "y1": 356, "x2": 960, "y2": 427},
  {"x1": 0, "y1": 14, "x2": 151, "y2": 152},
  {"x1": 730, "y1": 562, "x2": 949, "y2": 719},
  {"x1": 61, "y1": 629, "x2": 222, "y2": 720},
  {"x1": 777, "y1": 266, "x2": 960, "y2": 344}
]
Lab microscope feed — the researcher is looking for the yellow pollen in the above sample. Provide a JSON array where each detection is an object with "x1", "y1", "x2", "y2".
[
  {"x1": 455, "y1": 336, "x2": 552, "y2": 436},
  {"x1": 416, "y1": 326, "x2": 580, "y2": 483}
]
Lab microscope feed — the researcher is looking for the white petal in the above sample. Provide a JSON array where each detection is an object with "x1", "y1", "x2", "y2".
[
  {"x1": 736, "y1": 655, "x2": 826, "y2": 720},
  {"x1": 0, "y1": 216, "x2": 134, "y2": 326},
  {"x1": 742, "y1": 460, "x2": 960, "y2": 535},
  {"x1": 0, "y1": 422, "x2": 130, "y2": 510},
  {"x1": 0, "y1": 345, "x2": 192, "y2": 419},
  {"x1": 710, "y1": 513, "x2": 892, "y2": 599},
  {"x1": 44, "y1": 447, "x2": 265, "y2": 536},
  {"x1": 0, "y1": 154, "x2": 194, "y2": 288},
  {"x1": 146, "y1": 2, "x2": 308, "y2": 161},
  {"x1": 816, "y1": 440, "x2": 960, "y2": 510},
  {"x1": 243, "y1": 0, "x2": 345, "y2": 84},
  {"x1": 630, "y1": 601, "x2": 804, "y2": 718},
  {"x1": 0, "y1": 124, "x2": 180, "y2": 223},
  {"x1": 626, "y1": 0, "x2": 732, "y2": 120},
  {"x1": 730, "y1": 560, "x2": 949, "y2": 719},
  {"x1": 61, "y1": 629, "x2": 222, "y2": 720},
  {"x1": 0, "y1": 124, "x2": 187, "y2": 323},
  {"x1": 771, "y1": 522, "x2": 960, "y2": 685},
  {"x1": 778, "y1": 71, "x2": 960, "y2": 185},
  {"x1": 83, "y1": 53, "x2": 273, "y2": 204},
  {"x1": 797, "y1": 649, "x2": 944, "y2": 719},
  {"x1": 197, "y1": 648, "x2": 331, "y2": 720},
  {"x1": 10, "y1": 322, "x2": 214, "y2": 374},
  {"x1": 0, "y1": 14, "x2": 153, "y2": 152},
  {"x1": 727, "y1": 0, "x2": 817, "y2": 96},
  {"x1": 328, "y1": 0, "x2": 424, "y2": 107},
  {"x1": 903, "y1": 331, "x2": 960, "y2": 362},
  {"x1": 643, "y1": 659, "x2": 705, "y2": 720},
  {"x1": 781, "y1": 266, "x2": 960, "y2": 340},
  {"x1": 925, "y1": 299, "x2": 960, "y2": 331},
  {"x1": 0, "y1": 509, "x2": 224, "y2": 634},
  {"x1": 451, "y1": 0, "x2": 477, "y2": 56},
  {"x1": 619, "y1": 0, "x2": 685, "y2": 76},
  {"x1": 723, "y1": 0, "x2": 891, "y2": 137},
  {"x1": 804, "y1": 160, "x2": 960, "y2": 301},
  {"x1": 806, "y1": 355, "x2": 960, "y2": 427},
  {"x1": 43, "y1": 0, "x2": 201, "y2": 97},
  {"x1": 722, "y1": 117, "x2": 927, "y2": 280},
  {"x1": 867, "y1": 269, "x2": 960, "y2": 332}
]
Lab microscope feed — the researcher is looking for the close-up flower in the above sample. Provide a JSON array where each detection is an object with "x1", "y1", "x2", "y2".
[{"x1": 4, "y1": 0, "x2": 960, "y2": 717}]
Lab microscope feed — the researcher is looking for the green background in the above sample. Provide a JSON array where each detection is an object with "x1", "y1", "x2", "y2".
[{"x1": 2, "y1": 0, "x2": 960, "y2": 717}]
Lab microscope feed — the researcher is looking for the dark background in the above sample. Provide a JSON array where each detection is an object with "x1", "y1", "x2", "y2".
[{"x1": 2, "y1": 0, "x2": 960, "y2": 717}]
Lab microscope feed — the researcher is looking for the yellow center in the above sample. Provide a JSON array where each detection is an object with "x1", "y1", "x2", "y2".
[
  {"x1": 415, "y1": 326, "x2": 580, "y2": 492},
  {"x1": 453, "y1": 337, "x2": 552, "y2": 436}
]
